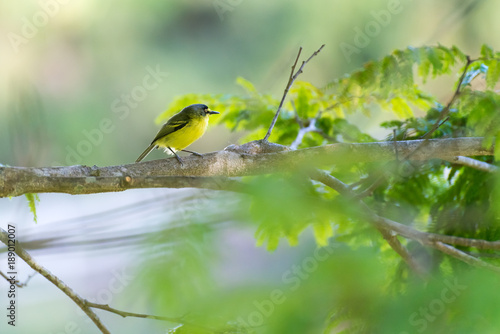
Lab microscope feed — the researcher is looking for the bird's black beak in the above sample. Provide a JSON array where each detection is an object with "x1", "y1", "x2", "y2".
[{"x1": 207, "y1": 110, "x2": 219, "y2": 115}]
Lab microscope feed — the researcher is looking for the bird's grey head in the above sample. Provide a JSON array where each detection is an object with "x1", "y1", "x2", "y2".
[{"x1": 183, "y1": 104, "x2": 220, "y2": 117}]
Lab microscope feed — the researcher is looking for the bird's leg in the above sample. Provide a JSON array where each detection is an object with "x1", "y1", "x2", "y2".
[
  {"x1": 168, "y1": 147, "x2": 184, "y2": 165},
  {"x1": 181, "y1": 149, "x2": 203, "y2": 157}
]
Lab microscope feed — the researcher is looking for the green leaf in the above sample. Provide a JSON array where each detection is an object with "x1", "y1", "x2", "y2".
[
  {"x1": 481, "y1": 44, "x2": 494, "y2": 59},
  {"x1": 426, "y1": 47, "x2": 443, "y2": 76},
  {"x1": 417, "y1": 47, "x2": 432, "y2": 82},
  {"x1": 248, "y1": 176, "x2": 339, "y2": 251},
  {"x1": 236, "y1": 76, "x2": 257, "y2": 94},
  {"x1": 437, "y1": 44, "x2": 456, "y2": 67},
  {"x1": 291, "y1": 81, "x2": 321, "y2": 119},
  {"x1": 381, "y1": 55, "x2": 398, "y2": 90},
  {"x1": 25, "y1": 193, "x2": 39, "y2": 223},
  {"x1": 391, "y1": 97, "x2": 413, "y2": 119},
  {"x1": 313, "y1": 220, "x2": 334, "y2": 246},
  {"x1": 486, "y1": 59, "x2": 500, "y2": 89},
  {"x1": 451, "y1": 45, "x2": 467, "y2": 62}
]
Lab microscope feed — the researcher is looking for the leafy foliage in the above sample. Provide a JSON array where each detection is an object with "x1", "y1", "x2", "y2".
[
  {"x1": 25, "y1": 193, "x2": 39, "y2": 223},
  {"x1": 146, "y1": 44, "x2": 500, "y2": 333},
  {"x1": 248, "y1": 175, "x2": 338, "y2": 251},
  {"x1": 160, "y1": 44, "x2": 500, "y2": 250}
]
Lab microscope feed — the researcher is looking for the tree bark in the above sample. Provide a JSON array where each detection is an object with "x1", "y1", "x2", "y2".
[{"x1": 0, "y1": 137, "x2": 493, "y2": 197}]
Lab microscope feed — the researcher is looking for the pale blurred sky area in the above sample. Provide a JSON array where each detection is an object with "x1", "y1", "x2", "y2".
[{"x1": 0, "y1": 0, "x2": 498, "y2": 333}]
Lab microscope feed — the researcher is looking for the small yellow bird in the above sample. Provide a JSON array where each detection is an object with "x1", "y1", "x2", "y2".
[{"x1": 135, "y1": 104, "x2": 219, "y2": 164}]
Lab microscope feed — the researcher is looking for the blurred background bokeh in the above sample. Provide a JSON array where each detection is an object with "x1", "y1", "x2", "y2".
[{"x1": 1, "y1": 0, "x2": 499, "y2": 333}]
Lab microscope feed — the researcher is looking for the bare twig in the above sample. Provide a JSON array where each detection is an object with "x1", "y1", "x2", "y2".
[
  {"x1": 0, "y1": 228, "x2": 110, "y2": 334},
  {"x1": 86, "y1": 302, "x2": 219, "y2": 331},
  {"x1": 420, "y1": 57, "x2": 472, "y2": 140},
  {"x1": 430, "y1": 241, "x2": 500, "y2": 273},
  {"x1": 290, "y1": 118, "x2": 317, "y2": 150},
  {"x1": 87, "y1": 302, "x2": 177, "y2": 321},
  {"x1": 0, "y1": 228, "x2": 217, "y2": 331},
  {"x1": 263, "y1": 44, "x2": 325, "y2": 141},
  {"x1": 0, "y1": 270, "x2": 36, "y2": 287},
  {"x1": 377, "y1": 228, "x2": 428, "y2": 277},
  {"x1": 444, "y1": 156, "x2": 499, "y2": 173}
]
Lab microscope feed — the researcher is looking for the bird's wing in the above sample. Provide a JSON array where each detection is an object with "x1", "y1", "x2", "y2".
[{"x1": 151, "y1": 113, "x2": 189, "y2": 144}]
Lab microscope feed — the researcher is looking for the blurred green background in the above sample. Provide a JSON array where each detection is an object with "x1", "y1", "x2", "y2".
[{"x1": 1, "y1": 0, "x2": 500, "y2": 333}]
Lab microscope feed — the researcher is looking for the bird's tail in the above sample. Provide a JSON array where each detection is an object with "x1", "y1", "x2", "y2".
[{"x1": 135, "y1": 144, "x2": 156, "y2": 163}]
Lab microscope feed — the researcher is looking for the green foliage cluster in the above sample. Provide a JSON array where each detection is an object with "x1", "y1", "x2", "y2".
[
  {"x1": 145, "y1": 45, "x2": 500, "y2": 333},
  {"x1": 161, "y1": 44, "x2": 500, "y2": 250}
]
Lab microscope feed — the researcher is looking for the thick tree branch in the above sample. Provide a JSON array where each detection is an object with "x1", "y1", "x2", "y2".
[
  {"x1": 0, "y1": 228, "x2": 110, "y2": 334},
  {"x1": 0, "y1": 137, "x2": 492, "y2": 198}
]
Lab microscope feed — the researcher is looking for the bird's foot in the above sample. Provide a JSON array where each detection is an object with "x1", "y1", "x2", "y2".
[
  {"x1": 174, "y1": 154, "x2": 184, "y2": 166},
  {"x1": 181, "y1": 149, "x2": 203, "y2": 157}
]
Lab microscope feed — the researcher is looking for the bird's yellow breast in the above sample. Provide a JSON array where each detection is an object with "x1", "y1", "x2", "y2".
[{"x1": 154, "y1": 116, "x2": 209, "y2": 151}]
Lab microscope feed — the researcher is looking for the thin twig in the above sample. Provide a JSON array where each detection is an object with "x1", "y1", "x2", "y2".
[
  {"x1": 291, "y1": 100, "x2": 304, "y2": 128},
  {"x1": 310, "y1": 170, "x2": 426, "y2": 276},
  {"x1": 315, "y1": 171, "x2": 500, "y2": 250},
  {"x1": 0, "y1": 228, "x2": 111, "y2": 334},
  {"x1": 263, "y1": 44, "x2": 325, "y2": 141},
  {"x1": 87, "y1": 303, "x2": 225, "y2": 332},
  {"x1": 1, "y1": 270, "x2": 20, "y2": 287},
  {"x1": 87, "y1": 302, "x2": 182, "y2": 322},
  {"x1": 290, "y1": 119, "x2": 317, "y2": 150},
  {"x1": 430, "y1": 241, "x2": 500, "y2": 273},
  {"x1": 420, "y1": 57, "x2": 472, "y2": 140},
  {"x1": 377, "y1": 228, "x2": 427, "y2": 277},
  {"x1": 0, "y1": 270, "x2": 36, "y2": 287},
  {"x1": 444, "y1": 156, "x2": 499, "y2": 173},
  {"x1": 1, "y1": 270, "x2": 23, "y2": 288},
  {"x1": 311, "y1": 170, "x2": 500, "y2": 273}
]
